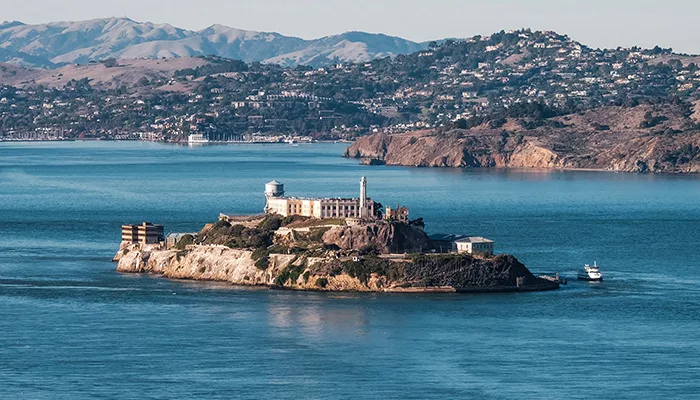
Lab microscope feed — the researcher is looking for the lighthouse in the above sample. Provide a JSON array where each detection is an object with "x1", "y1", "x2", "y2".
[{"x1": 359, "y1": 176, "x2": 367, "y2": 218}]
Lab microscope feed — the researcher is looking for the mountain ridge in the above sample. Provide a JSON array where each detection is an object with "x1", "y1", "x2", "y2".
[{"x1": 0, "y1": 17, "x2": 428, "y2": 68}]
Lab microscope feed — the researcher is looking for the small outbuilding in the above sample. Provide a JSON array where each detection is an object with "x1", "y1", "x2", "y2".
[{"x1": 454, "y1": 237, "x2": 495, "y2": 255}]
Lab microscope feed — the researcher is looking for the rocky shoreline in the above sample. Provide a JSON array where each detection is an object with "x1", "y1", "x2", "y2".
[
  {"x1": 114, "y1": 216, "x2": 559, "y2": 294},
  {"x1": 115, "y1": 244, "x2": 559, "y2": 293},
  {"x1": 344, "y1": 105, "x2": 700, "y2": 174}
]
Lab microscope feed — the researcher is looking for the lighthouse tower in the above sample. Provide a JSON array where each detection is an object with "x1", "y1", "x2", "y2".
[{"x1": 359, "y1": 176, "x2": 367, "y2": 219}]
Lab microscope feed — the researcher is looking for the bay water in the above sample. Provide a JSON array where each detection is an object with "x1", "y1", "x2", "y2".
[{"x1": 1, "y1": 142, "x2": 699, "y2": 399}]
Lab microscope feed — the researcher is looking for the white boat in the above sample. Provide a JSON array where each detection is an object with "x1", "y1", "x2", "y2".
[{"x1": 577, "y1": 261, "x2": 603, "y2": 281}]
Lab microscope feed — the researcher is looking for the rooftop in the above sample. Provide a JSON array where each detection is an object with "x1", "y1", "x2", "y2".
[
  {"x1": 271, "y1": 196, "x2": 370, "y2": 202},
  {"x1": 429, "y1": 233, "x2": 468, "y2": 242},
  {"x1": 454, "y1": 237, "x2": 495, "y2": 244}
]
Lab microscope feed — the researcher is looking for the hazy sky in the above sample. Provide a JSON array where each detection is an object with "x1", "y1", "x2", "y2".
[{"x1": 3, "y1": 0, "x2": 699, "y2": 53}]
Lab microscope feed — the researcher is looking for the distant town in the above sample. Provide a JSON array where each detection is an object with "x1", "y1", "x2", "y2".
[{"x1": 2, "y1": 29, "x2": 700, "y2": 142}]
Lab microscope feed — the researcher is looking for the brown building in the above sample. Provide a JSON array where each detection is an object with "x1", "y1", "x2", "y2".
[{"x1": 121, "y1": 222, "x2": 164, "y2": 244}]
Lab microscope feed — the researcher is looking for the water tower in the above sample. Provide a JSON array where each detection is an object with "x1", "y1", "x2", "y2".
[{"x1": 265, "y1": 180, "x2": 285, "y2": 199}]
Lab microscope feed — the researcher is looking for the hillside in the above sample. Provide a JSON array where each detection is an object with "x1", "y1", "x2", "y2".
[
  {"x1": 2, "y1": 29, "x2": 700, "y2": 144},
  {"x1": 344, "y1": 105, "x2": 700, "y2": 173},
  {"x1": 0, "y1": 18, "x2": 426, "y2": 68}
]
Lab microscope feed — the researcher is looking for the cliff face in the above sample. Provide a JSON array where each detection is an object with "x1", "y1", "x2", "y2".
[
  {"x1": 116, "y1": 245, "x2": 557, "y2": 293},
  {"x1": 117, "y1": 246, "x2": 282, "y2": 285},
  {"x1": 405, "y1": 254, "x2": 540, "y2": 289},
  {"x1": 322, "y1": 222, "x2": 432, "y2": 254},
  {"x1": 344, "y1": 107, "x2": 700, "y2": 173}
]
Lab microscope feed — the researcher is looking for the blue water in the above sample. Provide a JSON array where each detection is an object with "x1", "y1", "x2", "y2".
[{"x1": 1, "y1": 141, "x2": 699, "y2": 399}]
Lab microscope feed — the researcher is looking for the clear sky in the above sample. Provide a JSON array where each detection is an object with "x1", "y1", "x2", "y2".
[{"x1": 3, "y1": 0, "x2": 699, "y2": 54}]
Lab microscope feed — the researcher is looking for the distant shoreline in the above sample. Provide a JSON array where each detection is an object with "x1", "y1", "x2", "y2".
[{"x1": 0, "y1": 138, "x2": 352, "y2": 144}]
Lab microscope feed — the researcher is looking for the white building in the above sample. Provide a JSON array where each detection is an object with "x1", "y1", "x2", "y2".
[
  {"x1": 188, "y1": 134, "x2": 209, "y2": 144},
  {"x1": 455, "y1": 237, "x2": 495, "y2": 255},
  {"x1": 264, "y1": 178, "x2": 376, "y2": 219}
]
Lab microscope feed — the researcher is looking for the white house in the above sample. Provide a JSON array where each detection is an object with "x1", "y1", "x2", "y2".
[{"x1": 455, "y1": 237, "x2": 495, "y2": 255}]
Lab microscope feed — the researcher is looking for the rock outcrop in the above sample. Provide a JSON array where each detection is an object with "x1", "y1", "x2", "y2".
[{"x1": 321, "y1": 222, "x2": 432, "y2": 254}]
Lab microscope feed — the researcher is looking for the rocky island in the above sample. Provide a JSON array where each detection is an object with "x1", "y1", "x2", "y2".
[{"x1": 114, "y1": 179, "x2": 558, "y2": 293}]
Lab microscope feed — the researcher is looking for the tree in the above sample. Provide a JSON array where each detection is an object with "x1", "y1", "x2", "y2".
[{"x1": 101, "y1": 58, "x2": 119, "y2": 68}]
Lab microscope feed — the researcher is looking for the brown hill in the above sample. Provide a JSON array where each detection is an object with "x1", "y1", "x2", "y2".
[
  {"x1": 345, "y1": 105, "x2": 700, "y2": 173},
  {"x1": 0, "y1": 58, "x2": 209, "y2": 89}
]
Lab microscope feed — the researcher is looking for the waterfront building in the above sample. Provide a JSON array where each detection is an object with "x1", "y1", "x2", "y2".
[
  {"x1": 264, "y1": 178, "x2": 377, "y2": 219},
  {"x1": 188, "y1": 134, "x2": 209, "y2": 144},
  {"x1": 455, "y1": 237, "x2": 495, "y2": 255},
  {"x1": 121, "y1": 222, "x2": 165, "y2": 244}
]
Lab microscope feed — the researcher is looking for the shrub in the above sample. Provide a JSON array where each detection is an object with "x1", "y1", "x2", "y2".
[
  {"x1": 258, "y1": 215, "x2": 282, "y2": 231},
  {"x1": 358, "y1": 243, "x2": 381, "y2": 256},
  {"x1": 308, "y1": 227, "x2": 330, "y2": 242},
  {"x1": 174, "y1": 234, "x2": 195, "y2": 250},
  {"x1": 341, "y1": 256, "x2": 404, "y2": 284},
  {"x1": 213, "y1": 219, "x2": 231, "y2": 229},
  {"x1": 252, "y1": 248, "x2": 271, "y2": 270},
  {"x1": 281, "y1": 215, "x2": 308, "y2": 226},
  {"x1": 316, "y1": 277, "x2": 329, "y2": 288},
  {"x1": 274, "y1": 265, "x2": 305, "y2": 286}
]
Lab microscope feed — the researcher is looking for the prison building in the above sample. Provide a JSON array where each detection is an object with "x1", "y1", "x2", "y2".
[
  {"x1": 264, "y1": 178, "x2": 377, "y2": 219},
  {"x1": 121, "y1": 222, "x2": 165, "y2": 244}
]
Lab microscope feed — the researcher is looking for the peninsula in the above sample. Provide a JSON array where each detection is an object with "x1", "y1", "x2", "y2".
[
  {"x1": 344, "y1": 104, "x2": 700, "y2": 174},
  {"x1": 114, "y1": 179, "x2": 558, "y2": 293}
]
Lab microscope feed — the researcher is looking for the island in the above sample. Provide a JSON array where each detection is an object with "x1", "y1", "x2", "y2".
[{"x1": 114, "y1": 179, "x2": 559, "y2": 293}]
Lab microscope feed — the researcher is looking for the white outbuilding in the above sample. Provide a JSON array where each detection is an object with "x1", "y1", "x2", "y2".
[{"x1": 454, "y1": 237, "x2": 495, "y2": 255}]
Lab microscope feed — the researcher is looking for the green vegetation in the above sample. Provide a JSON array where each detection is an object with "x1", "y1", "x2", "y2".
[
  {"x1": 174, "y1": 57, "x2": 249, "y2": 79},
  {"x1": 316, "y1": 277, "x2": 329, "y2": 288},
  {"x1": 340, "y1": 256, "x2": 405, "y2": 284},
  {"x1": 251, "y1": 247, "x2": 271, "y2": 270},
  {"x1": 175, "y1": 250, "x2": 189, "y2": 261},
  {"x1": 258, "y1": 215, "x2": 283, "y2": 231},
  {"x1": 174, "y1": 234, "x2": 195, "y2": 250},
  {"x1": 274, "y1": 264, "x2": 306, "y2": 286},
  {"x1": 640, "y1": 111, "x2": 669, "y2": 128},
  {"x1": 200, "y1": 219, "x2": 275, "y2": 249},
  {"x1": 307, "y1": 227, "x2": 330, "y2": 242}
]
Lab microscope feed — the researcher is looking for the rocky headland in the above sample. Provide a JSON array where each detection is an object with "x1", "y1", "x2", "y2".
[
  {"x1": 115, "y1": 215, "x2": 558, "y2": 293},
  {"x1": 344, "y1": 105, "x2": 700, "y2": 173}
]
